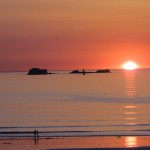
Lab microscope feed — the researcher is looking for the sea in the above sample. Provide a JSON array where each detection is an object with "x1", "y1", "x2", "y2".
[{"x1": 0, "y1": 69, "x2": 150, "y2": 138}]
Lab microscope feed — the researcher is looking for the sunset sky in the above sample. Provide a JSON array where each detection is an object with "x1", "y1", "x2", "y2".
[{"x1": 0, "y1": 0, "x2": 150, "y2": 71}]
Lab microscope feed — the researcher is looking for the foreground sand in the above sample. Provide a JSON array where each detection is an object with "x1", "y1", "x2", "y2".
[{"x1": 1, "y1": 136, "x2": 150, "y2": 150}]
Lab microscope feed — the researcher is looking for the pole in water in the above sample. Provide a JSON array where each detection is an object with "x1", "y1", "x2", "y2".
[{"x1": 83, "y1": 69, "x2": 85, "y2": 75}]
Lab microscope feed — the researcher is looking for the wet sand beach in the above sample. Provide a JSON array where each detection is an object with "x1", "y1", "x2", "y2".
[{"x1": 1, "y1": 136, "x2": 150, "y2": 150}]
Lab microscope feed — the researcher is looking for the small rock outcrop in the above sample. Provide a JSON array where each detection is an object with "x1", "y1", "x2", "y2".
[
  {"x1": 27, "y1": 68, "x2": 49, "y2": 75},
  {"x1": 70, "y1": 70, "x2": 81, "y2": 74},
  {"x1": 95, "y1": 69, "x2": 110, "y2": 73},
  {"x1": 70, "y1": 69, "x2": 111, "y2": 74}
]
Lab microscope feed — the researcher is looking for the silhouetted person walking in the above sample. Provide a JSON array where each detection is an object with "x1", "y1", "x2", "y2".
[
  {"x1": 33, "y1": 129, "x2": 39, "y2": 144},
  {"x1": 36, "y1": 130, "x2": 39, "y2": 139},
  {"x1": 34, "y1": 129, "x2": 36, "y2": 139}
]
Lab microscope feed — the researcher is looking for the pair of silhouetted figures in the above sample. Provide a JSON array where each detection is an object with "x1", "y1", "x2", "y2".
[{"x1": 34, "y1": 129, "x2": 39, "y2": 144}]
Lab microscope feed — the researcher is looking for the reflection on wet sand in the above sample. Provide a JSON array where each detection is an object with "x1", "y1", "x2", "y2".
[{"x1": 125, "y1": 136, "x2": 137, "y2": 147}]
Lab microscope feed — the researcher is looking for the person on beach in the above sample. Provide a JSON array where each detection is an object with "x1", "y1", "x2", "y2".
[
  {"x1": 34, "y1": 129, "x2": 36, "y2": 139},
  {"x1": 34, "y1": 129, "x2": 39, "y2": 139},
  {"x1": 36, "y1": 130, "x2": 39, "y2": 138},
  {"x1": 34, "y1": 129, "x2": 39, "y2": 144}
]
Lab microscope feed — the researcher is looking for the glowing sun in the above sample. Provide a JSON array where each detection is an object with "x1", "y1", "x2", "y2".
[{"x1": 123, "y1": 61, "x2": 138, "y2": 70}]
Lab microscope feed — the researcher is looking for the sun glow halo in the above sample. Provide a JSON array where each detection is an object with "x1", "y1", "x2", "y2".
[{"x1": 123, "y1": 61, "x2": 138, "y2": 70}]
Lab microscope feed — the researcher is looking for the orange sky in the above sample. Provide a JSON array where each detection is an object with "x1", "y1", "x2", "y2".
[{"x1": 0, "y1": 0, "x2": 150, "y2": 71}]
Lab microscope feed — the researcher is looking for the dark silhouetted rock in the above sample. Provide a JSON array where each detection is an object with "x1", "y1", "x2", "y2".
[
  {"x1": 95, "y1": 69, "x2": 110, "y2": 73},
  {"x1": 70, "y1": 69, "x2": 111, "y2": 74},
  {"x1": 28, "y1": 68, "x2": 49, "y2": 75},
  {"x1": 70, "y1": 69, "x2": 93, "y2": 74},
  {"x1": 70, "y1": 70, "x2": 81, "y2": 73}
]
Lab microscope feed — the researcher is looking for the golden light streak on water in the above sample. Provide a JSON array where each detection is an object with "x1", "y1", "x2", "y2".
[
  {"x1": 124, "y1": 111, "x2": 137, "y2": 115},
  {"x1": 123, "y1": 71, "x2": 139, "y2": 131},
  {"x1": 124, "y1": 71, "x2": 136, "y2": 98},
  {"x1": 124, "y1": 105, "x2": 137, "y2": 109},
  {"x1": 125, "y1": 117, "x2": 137, "y2": 120}
]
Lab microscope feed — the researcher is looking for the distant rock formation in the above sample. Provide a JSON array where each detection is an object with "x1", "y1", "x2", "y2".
[
  {"x1": 70, "y1": 69, "x2": 111, "y2": 74},
  {"x1": 95, "y1": 69, "x2": 110, "y2": 73},
  {"x1": 27, "y1": 68, "x2": 50, "y2": 75},
  {"x1": 70, "y1": 70, "x2": 81, "y2": 74},
  {"x1": 70, "y1": 70, "x2": 88, "y2": 74}
]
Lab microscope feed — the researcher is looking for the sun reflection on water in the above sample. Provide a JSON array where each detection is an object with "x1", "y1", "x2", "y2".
[
  {"x1": 125, "y1": 136, "x2": 137, "y2": 147},
  {"x1": 126, "y1": 117, "x2": 136, "y2": 120},
  {"x1": 124, "y1": 71, "x2": 136, "y2": 98},
  {"x1": 124, "y1": 71, "x2": 138, "y2": 130},
  {"x1": 124, "y1": 105, "x2": 138, "y2": 130},
  {"x1": 124, "y1": 105, "x2": 137, "y2": 109}
]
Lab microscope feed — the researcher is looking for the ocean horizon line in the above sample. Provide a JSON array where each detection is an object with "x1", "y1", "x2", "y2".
[{"x1": 0, "y1": 68, "x2": 150, "y2": 73}]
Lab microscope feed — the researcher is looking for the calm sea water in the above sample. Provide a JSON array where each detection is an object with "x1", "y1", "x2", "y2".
[{"x1": 0, "y1": 69, "x2": 150, "y2": 138}]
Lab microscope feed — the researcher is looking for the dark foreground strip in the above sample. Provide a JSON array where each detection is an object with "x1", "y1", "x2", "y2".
[{"x1": 47, "y1": 147, "x2": 150, "y2": 150}]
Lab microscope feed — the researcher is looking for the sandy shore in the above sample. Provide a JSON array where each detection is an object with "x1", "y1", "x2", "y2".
[{"x1": 1, "y1": 136, "x2": 150, "y2": 150}]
